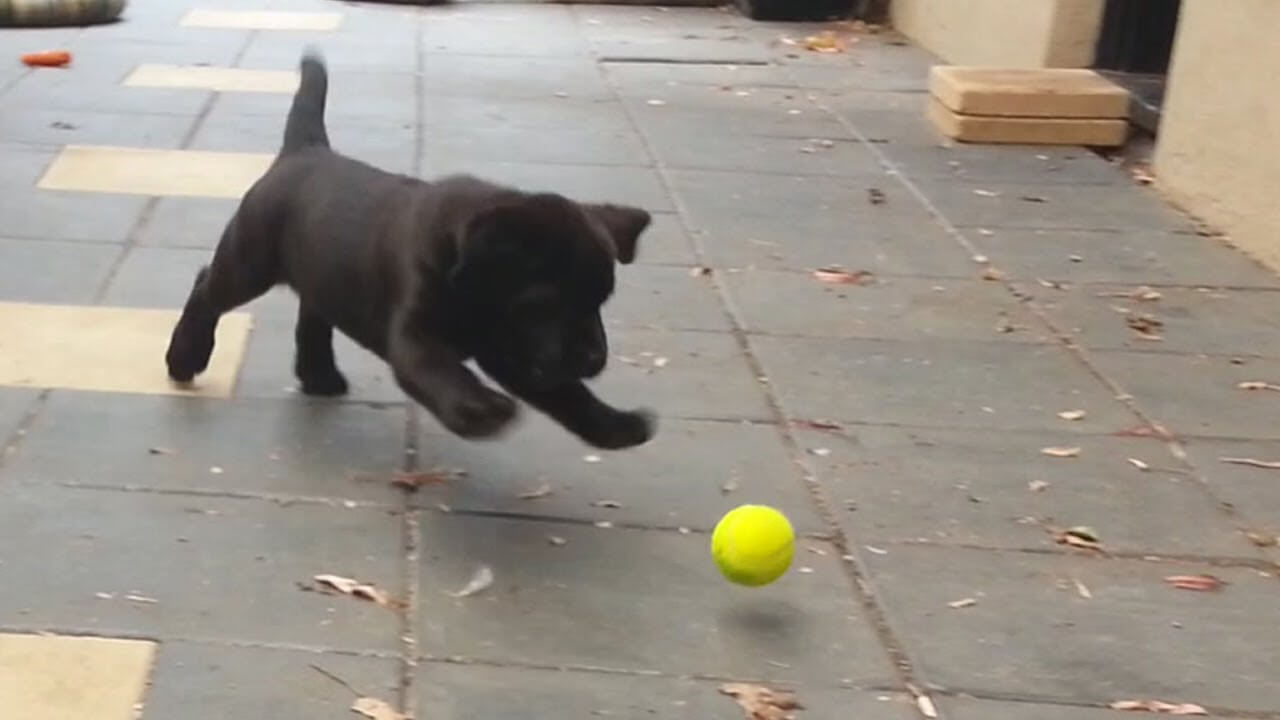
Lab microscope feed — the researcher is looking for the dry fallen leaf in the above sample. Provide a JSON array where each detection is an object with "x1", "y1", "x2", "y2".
[
  {"x1": 391, "y1": 469, "x2": 461, "y2": 490},
  {"x1": 591, "y1": 499, "x2": 622, "y2": 508},
  {"x1": 981, "y1": 266, "x2": 1006, "y2": 281},
  {"x1": 352, "y1": 697, "x2": 407, "y2": 720},
  {"x1": 1129, "y1": 165, "x2": 1156, "y2": 185},
  {"x1": 313, "y1": 574, "x2": 392, "y2": 606},
  {"x1": 1220, "y1": 457, "x2": 1280, "y2": 469},
  {"x1": 915, "y1": 694, "x2": 939, "y2": 719},
  {"x1": 1109, "y1": 699, "x2": 1208, "y2": 715},
  {"x1": 518, "y1": 483, "x2": 553, "y2": 500},
  {"x1": 972, "y1": 189, "x2": 1000, "y2": 198},
  {"x1": 148, "y1": 446, "x2": 175, "y2": 456},
  {"x1": 719, "y1": 682, "x2": 803, "y2": 720},
  {"x1": 867, "y1": 187, "x2": 886, "y2": 205},
  {"x1": 1019, "y1": 195, "x2": 1048, "y2": 203},
  {"x1": 1098, "y1": 286, "x2": 1162, "y2": 302},
  {"x1": 793, "y1": 418, "x2": 843, "y2": 431},
  {"x1": 1054, "y1": 526, "x2": 1102, "y2": 551},
  {"x1": 1246, "y1": 531, "x2": 1278, "y2": 547},
  {"x1": 1126, "y1": 313, "x2": 1164, "y2": 340},
  {"x1": 689, "y1": 266, "x2": 712, "y2": 277},
  {"x1": 1237, "y1": 380, "x2": 1280, "y2": 392},
  {"x1": 1041, "y1": 446, "x2": 1082, "y2": 458},
  {"x1": 1073, "y1": 578, "x2": 1093, "y2": 599},
  {"x1": 803, "y1": 31, "x2": 846, "y2": 53},
  {"x1": 812, "y1": 267, "x2": 874, "y2": 285},
  {"x1": 448, "y1": 565, "x2": 494, "y2": 598},
  {"x1": 1028, "y1": 480, "x2": 1050, "y2": 492},
  {"x1": 1057, "y1": 409, "x2": 1086, "y2": 421},
  {"x1": 547, "y1": 535, "x2": 567, "y2": 547},
  {"x1": 1164, "y1": 574, "x2": 1225, "y2": 592},
  {"x1": 947, "y1": 597, "x2": 977, "y2": 609},
  {"x1": 1128, "y1": 457, "x2": 1151, "y2": 471}
]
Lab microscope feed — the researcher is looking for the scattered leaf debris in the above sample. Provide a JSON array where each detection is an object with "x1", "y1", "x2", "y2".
[
  {"x1": 803, "y1": 31, "x2": 847, "y2": 53},
  {"x1": 1057, "y1": 409, "x2": 1086, "y2": 421},
  {"x1": 595, "y1": 520, "x2": 615, "y2": 529},
  {"x1": 689, "y1": 266, "x2": 712, "y2": 277},
  {"x1": 1245, "y1": 531, "x2": 1278, "y2": 547},
  {"x1": 448, "y1": 565, "x2": 494, "y2": 598},
  {"x1": 1219, "y1": 457, "x2": 1280, "y2": 470},
  {"x1": 646, "y1": 99, "x2": 666, "y2": 106},
  {"x1": 1130, "y1": 165, "x2": 1156, "y2": 185},
  {"x1": 1126, "y1": 313, "x2": 1164, "y2": 341},
  {"x1": 391, "y1": 469, "x2": 462, "y2": 490},
  {"x1": 1108, "y1": 699, "x2": 1208, "y2": 715},
  {"x1": 721, "y1": 477, "x2": 740, "y2": 494},
  {"x1": 1098, "y1": 286, "x2": 1163, "y2": 302},
  {"x1": 518, "y1": 483, "x2": 553, "y2": 500},
  {"x1": 867, "y1": 187, "x2": 886, "y2": 205},
  {"x1": 547, "y1": 535, "x2": 568, "y2": 547},
  {"x1": 972, "y1": 189, "x2": 1000, "y2": 198},
  {"x1": 148, "y1": 446, "x2": 175, "y2": 456},
  {"x1": 812, "y1": 267, "x2": 874, "y2": 285},
  {"x1": 1164, "y1": 574, "x2": 1225, "y2": 592},
  {"x1": 1028, "y1": 480, "x2": 1050, "y2": 492},
  {"x1": 1041, "y1": 446, "x2": 1082, "y2": 458},
  {"x1": 1237, "y1": 380, "x2": 1280, "y2": 392},
  {"x1": 583, "y1": 454, "x2": 603, "y2": 463},
  {"x1": 1073, "y1": 578, "x2": 1093, "y2": 599},
  {"x1": 915, "y1": 694, "x2": 939, "y2": 719},
  {"x1": 793, "y1": 418, "x2": 843, "y2": 431},
  {"x1": 981, "y1": 266, "x2": 1006, "y2": 281},
  {"x1": 312, "y1": 574, "x2": 394, "y2": 607},
  {"x1": 351, "y1": 697, "x2": 408, "y2": 720},
  {"x1": 1128, "y1": 458, "x2": 1151, "y2": 471},
  {"x1": 591, "y1": 499, "x2": 622, "y2": 508},
  {"x1": 947, "y1": 597, "x2": 977, "y2": 609},
  {"x1": 1019, "y1": 195, "x2": 1048, "y2": 203},
  {"x1": 1054, "y1": 526, "x2": 1102, "y2": 551},
  {"x1": 719, "y1": 682, "x2": 804, "y2": 720}
]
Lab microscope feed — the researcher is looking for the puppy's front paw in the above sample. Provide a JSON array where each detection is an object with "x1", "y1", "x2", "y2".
[
  {"x1": 440, "y1": 387, "x2": 518, "y2": 439},
  {"x1": 585, "y1": 408, "x2": 657, "y2": 450},
  {"x1": 165, "y1": 326, "x2": 214, "y2": 383},
  {"x1": 299, "y1": 369, "x2": 349, "y2": 397}
]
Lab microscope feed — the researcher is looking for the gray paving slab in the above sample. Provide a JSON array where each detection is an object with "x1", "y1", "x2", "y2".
[
  {"x1": 414, "y1": 513, "x2": 895, "y2": 685},
  {"x1": 213, "y1": 70, "x2": 420, "y2": 126},
  {"x1": 0, "y1": 238, "x2": 119, "y2": 304},
  {"x1": 863, "y1": 545, "x2": 1280, "y2": 712},
  {"x1": 423, "y1": 126, "x2": 651, "y2": 167},
  {"x1": 629, "y1": 104, "x2": 849, "y2": 141},
  {"x1": 418, "y1": 159, "x2": 674, "y2": 212},
  {"x1": 785, "y1": 48, "x2": 937, "y2": 93},
  {"x1": 971, "y1": 229, "x2": 1280, "y2": 288},
  {"x1": 192, "y1": 108, "x2": 418, "y2": 176},
  {"x1": 239, "y1": 31, "x2": 419, "y2": 74},
  {"x1": 912, "y1": 179, "x2": 1195, "y2": 233},
  {"x1": 1181, "y1": 437, "x2": 1280, "y2": 538},
  {"x1": 422, "y1": 96, "x2": 634, "y2": 134},
  {"x1": 884, "y1": 143, "x2": 1130, "y2": 186},
  {"x1": 136, "y1": 197, "x2": 240, "y2": 249},
  {"x1": 1088, "y1": 350, "x2": 1280, "y2": 440},
  {"x1": 5, "y1": 392, "x2": 404, "y2": 502},
  {"x1": 600, "y1": 59, "x2": 796, "y2": 89},
  {"x1": 798, "y1": 425, "x2": 1247, "y2": 556},
  {"x1": 606, "y1": 264, "x2": 730, "y2": 331},
  {"x1": 99, "y1": 246, "x2": 215, "y2": 307},
  {"x1": 422, "y1": 56, "x2": 610, "y2": 100},
  {"x1": 2, "y1": 71, "x2": 211, "y2": 118},
  {"x1": 0, "y1": 388, "x2": 40, "y2": 447},
  {"x1": 0, "y1": 106, "x2": 195, "y2": 148},
  {"x1": 751, "y1": 336, "x2": 1138, "y2": 432},
  {"x1": 423, "y1": 7, "x2": 589, "y2": 58},
  {"x1": 0, "y1": 485, "x2": 403, "y2": 651},
  {"x1": 821, "y1": 89, "x2": 947, "y2": 144},
  {"x1": 644, "y1": 126, "x2": 880, "y2": 177},
  {"x1": 582, "y1": 327, "x2": 771, "y2": 421},
  {"x1": 0, "y1": 144, "x2": 148, "y2": 243},
  {"x1": 727, "y1": 270, "x2": 1049, "y2": 342},
  {"x1": 938, "y1": 697, "x2": 1228, "y2": 720},
  {"x1": 630, "y1": 212, "x2": 698, "y2": 266},
  {"x1": 142, "y1": 643, "x2": 400, "y2": 720},
  {"x1": 1038, "y1": 285, "x2": 1280, "y2": 358},
  {"x1": 589, "y1": 32, "x2": 772, "y2": 64},
  {"x1": 412, "y1": 414, "x2": 822, "y2": 532},
  {"x1": 418, "y1": 663, "x2": 916, "y2": 719}
]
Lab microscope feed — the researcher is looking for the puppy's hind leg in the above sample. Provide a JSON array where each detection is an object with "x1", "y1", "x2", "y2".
[
  {"x1": 166, "y1": 215, "x2": 276, "y2": 383},
  {"x1": 294, "y1": 306, "x2": 348, "y2": 396}
]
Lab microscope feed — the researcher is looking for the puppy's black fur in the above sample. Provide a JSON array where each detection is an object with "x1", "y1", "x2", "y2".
[{"x1": 166, "y1": 50, "x2": 655, "y2": 450}]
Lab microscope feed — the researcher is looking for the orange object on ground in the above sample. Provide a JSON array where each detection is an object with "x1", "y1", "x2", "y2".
[{"x1": 20, "y1": 50, "x2": 72, "y2": 67}]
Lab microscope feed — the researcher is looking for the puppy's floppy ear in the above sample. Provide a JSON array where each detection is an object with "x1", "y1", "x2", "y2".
[
  {"x1": 586, "y1": 204, "x2": 650, "y2": 264},
  {"x1": 451, "y1": 203, "x2": 529, "y2": 293}
]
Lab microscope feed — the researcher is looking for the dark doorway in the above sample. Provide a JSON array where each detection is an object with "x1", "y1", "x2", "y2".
[{"x1": 1093, "y1": 0, "x2": 1183, "y2": 133}]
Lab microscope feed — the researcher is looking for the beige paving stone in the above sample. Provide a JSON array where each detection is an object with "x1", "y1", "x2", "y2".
[
  {"x1": 927, "y1": 97, "x2": 1129, "y2": 146},
  {"x1": 180, "y1": 9, "x2": 343, "y2": 31},
  {"x1": 124, "y1": 64, "x2": 299, "y2": 94},
  {"x1": 0, "y1": 632, "x2": 155, "y2": 720},
  {"x1": 0, "y1": 303, "x2": 251, "y2": 398},
  {"x1": 38, "y1": 146, "x2": 273, "y2": 199},
  {"x1": 930, "y1": 66, "x2": 1129, "y2": 118}
]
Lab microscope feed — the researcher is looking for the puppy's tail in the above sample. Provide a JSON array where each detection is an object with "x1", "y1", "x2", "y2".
[{"x1": 281, "y1": 47, "x2": 330, "y2": 155}]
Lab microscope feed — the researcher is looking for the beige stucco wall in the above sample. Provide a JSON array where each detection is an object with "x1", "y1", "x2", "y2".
[
  {"x1": 889, "y1": 0, "x2": 1105, "y2": 68},
  {"x1": 1155, "y1": 0, "x2": 1280, "y2": 268}
]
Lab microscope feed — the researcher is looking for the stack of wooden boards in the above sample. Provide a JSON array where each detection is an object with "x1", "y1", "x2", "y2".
[{"x1": 927, "y1": 67, "x2": 1130, "y2": 147}]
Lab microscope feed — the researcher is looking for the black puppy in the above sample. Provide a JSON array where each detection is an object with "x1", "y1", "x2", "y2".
[{"x1": 165, "y1": 50, "x2": 656, "y2": 450}]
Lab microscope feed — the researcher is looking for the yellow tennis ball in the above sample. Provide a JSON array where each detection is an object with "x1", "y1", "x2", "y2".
[{"x1": 711, "y1": 504, "x2": 795, "y2": 586}]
